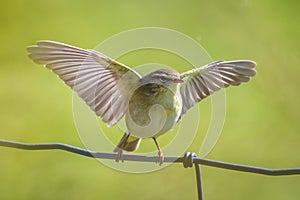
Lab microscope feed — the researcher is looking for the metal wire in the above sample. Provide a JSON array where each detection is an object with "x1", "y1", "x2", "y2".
[
  {"x1": 194, "y1": 164, "x2": 203, "y2": 200},
  {"x1": 1, "y1": 140, "x2": 299, "y2": 176},
  {"x1": 182, "y1": 152, "x2": 204, "y2": 200},
  {"x1": 1, "y1": 139, "x2": 300, "y2": 200}
]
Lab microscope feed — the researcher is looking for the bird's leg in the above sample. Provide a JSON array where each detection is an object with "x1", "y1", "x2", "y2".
[
  {"x1": 114, "y1": 133, "x2": 131, "y2": 163},
  {"x1": 153, "y1": 137, "x2": 164, "y2": 165},
  {"x1": 115, "y1": 148, "x2": 124, "y2": 163}
]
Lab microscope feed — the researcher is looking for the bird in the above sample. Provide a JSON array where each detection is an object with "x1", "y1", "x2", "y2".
[{"x1": 27, "y1": 40, "x2": 256, "y2": 165}]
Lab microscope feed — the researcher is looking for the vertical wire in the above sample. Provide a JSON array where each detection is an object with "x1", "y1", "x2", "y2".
[{"x1": 194, "y1": 164, "x2": 204, "y2": 200}]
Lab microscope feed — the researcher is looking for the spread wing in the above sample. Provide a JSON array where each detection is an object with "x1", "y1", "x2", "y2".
[
  {"x1": 179, "y1": 60, "x2": 256, "y2": 119},
  {"x1": 27, "y1": 40, "x2": 141, "y2": 126}
]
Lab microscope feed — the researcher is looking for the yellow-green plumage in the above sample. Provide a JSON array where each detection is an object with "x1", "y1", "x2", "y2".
[
  {"x1": 127, "y1": 83, "x2": 182, "y2": 137},
  {"x1": 116, "y1": 69, "x2": 183, "y2": 154}
]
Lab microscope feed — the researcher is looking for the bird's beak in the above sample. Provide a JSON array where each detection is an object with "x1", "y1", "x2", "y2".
[{"x1": 173, "y1": 78, "x2": 184, "y2": 83}]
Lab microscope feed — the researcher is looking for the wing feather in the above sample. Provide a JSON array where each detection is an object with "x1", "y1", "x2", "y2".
[
  {"x1": 180, "y1": 60, "x2": 256, "y2": 118},
  {"x1": 27, "y1": 40, "x2": 141, "y2": 126}
]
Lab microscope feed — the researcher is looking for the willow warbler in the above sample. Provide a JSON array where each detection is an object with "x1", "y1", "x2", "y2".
[{"x1": 27, "y1": 41, "x2": 256, "y2": 164}]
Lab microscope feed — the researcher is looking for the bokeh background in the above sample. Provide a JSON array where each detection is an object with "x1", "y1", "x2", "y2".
[{"x1": 0, "y1": 0, "x2": 299, "y2": 199}]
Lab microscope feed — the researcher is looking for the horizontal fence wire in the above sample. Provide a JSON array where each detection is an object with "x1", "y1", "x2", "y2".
[
  {"x1": 1, "y1": 139, "x2": 300, "y2": 200},
  {"x1": 1, "y1": 140, "x2": 299, "y2": 176}
]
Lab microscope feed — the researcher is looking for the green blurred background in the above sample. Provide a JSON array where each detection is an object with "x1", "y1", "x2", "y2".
[{"x1": 0, "y1": 0, "x2": 299, "y2": 199}]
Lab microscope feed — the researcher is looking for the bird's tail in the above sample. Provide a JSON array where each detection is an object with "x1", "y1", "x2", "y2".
[{"x1": 113, "y1": 133, "x2": 142, "y2": 152}]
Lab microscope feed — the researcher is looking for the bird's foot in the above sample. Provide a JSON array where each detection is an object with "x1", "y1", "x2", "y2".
[
  {"x1": 115, "y1": 149, "x2": 124, "y2": 163},
  {"x1": 157, "y1": 150, "x2": 164, "y2": 166}
]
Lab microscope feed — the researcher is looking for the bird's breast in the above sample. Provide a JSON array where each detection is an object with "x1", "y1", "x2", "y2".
[{"x1": 125, "y1": 83, "x2": 182, "y2": 138}]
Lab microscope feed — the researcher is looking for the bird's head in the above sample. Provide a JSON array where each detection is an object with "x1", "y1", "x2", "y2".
[{"x1": 140, "y1": 68, "x2": 184, "y2": 88}]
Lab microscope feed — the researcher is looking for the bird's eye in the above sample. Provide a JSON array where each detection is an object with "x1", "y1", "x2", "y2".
[{"x1": 159, "y1": 76, "x2": 168, "y2": 83}]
